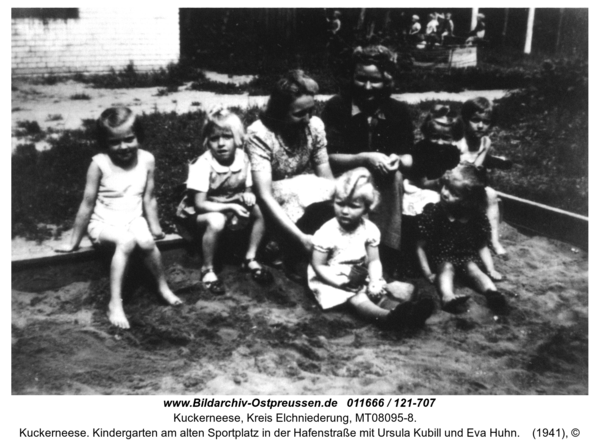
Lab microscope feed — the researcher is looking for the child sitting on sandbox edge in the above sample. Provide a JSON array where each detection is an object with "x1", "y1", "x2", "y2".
[
  {"x1": 175, "y1": 107, "x2": 273, "y2": 295},
  {"x1": 57, "y1": 106, "x2": 182, "y2": 329}
]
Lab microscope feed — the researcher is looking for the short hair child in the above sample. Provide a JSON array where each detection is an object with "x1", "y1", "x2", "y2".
[
  {"x1": 176, "y1": 107, "x2": 273, "y2": 294},
  {"x1": 309, "y1": 168, "x2": 434, "y2": 330},
  {"x1": 416, "y1": 162, "x2": 507, "y2": 314},
  {"x1": 96, "y1": 107, "x2": 145, "y2": 148},
  {"x1": 57, "y1": 106, "x2": 182, "y2": 329},
  {"x1": 457, "y1": 96, "x2": 506, "y2": 256}
]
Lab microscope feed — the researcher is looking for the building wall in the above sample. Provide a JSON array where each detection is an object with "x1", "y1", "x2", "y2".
[{"x1": 11, "y1": 8, "x2": 180, "y2": 77}]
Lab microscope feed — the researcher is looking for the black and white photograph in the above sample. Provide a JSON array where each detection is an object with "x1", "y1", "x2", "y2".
[{"x1": 11, "y1": 5, "x2": 588, "y2": 399}]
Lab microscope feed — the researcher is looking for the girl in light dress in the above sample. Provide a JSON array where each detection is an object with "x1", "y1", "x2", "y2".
[
  {"x1": 309, "y1": 168, "x2": 434, "y2": 331},
  {"x1": 176, "y1": 108, "x2": 272, "y2": 295},
  {"x1": 57, "y1": 107, "x2": 182, "y2": 329}
]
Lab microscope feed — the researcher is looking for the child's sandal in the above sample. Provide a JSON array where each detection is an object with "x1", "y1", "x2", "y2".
[
  {"x1": 441, "y1": 295, "x2": 470, "y2": 313},
  {"x1": 242, "y1": 258, "x2": 273, "y2": 285},
  {"x1": 201, "y1": 268, "x2": 225, "y2": 295},
  {"x1": 485, "y1": 290, "x2": 509, "y2": 315}
]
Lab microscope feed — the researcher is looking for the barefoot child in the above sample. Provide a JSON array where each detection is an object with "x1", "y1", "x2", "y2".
[
  {"x1": 57, "y1": 107, "x2": 182, "y2": 329},
  {"x1": 176, "y1": 108, "x2": 272, "y2": 294},
  {"x1": 458, "y1": 96, "x2": 506, "y2": 255},
  {"x1": 416, "y1": 163, "x2": 507, "y2": 314},
  {"x1": 308, "y1": 168, "x2": 434, "y2": 330}
]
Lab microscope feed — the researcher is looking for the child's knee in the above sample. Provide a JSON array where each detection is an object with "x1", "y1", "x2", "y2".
[
  {"x1": 465, "y1": 262, "x2": 482, "y2": 276},
  {"x1": 438, "y1": 261, "x2": 455, "y2": 275},
  {"x1": 348, "y1": 292, "x2": 370, "y2": 307},
  {"x1": 201, "y1": 213, "x2": 227, "y2": 232},
  {"x1": 486, "y1": 187, "x2": 498, "y2": 203},
  {"x1": 136, "y1": 235, "x2": 157, "y2": 252},
  {"x1": 115, "y1": 234, "x2": 136, "y2": 253}
]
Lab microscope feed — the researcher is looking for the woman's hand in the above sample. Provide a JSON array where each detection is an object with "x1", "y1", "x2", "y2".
[
  {"x1": 385, "y1": 154, "x2": 401, "y2": 172},
  {"x1": 426, "y1": 273, "x2": 437, "y2": 284},
  {"x1": 366, "y1": 153, "x2": 392, "y2": 175},
  {"x1": 241, "y1": 192, "x2": 256, "y2": 208}
]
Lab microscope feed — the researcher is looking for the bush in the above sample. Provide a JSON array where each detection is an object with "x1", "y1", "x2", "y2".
[{"x1": 491, "y1": 57, "x2": 588, "y2": 214}]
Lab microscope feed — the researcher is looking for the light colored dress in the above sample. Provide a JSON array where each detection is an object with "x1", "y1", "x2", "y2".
[
  {"x1": 245, "y1": 117, "x2": 335, "y2": 222},
  {"x1": 308, "y1": 217, "x2": 380, "y2": 310},
  {"x1": 176, "y1": 149, "x2": 252, "y2": 217},
  {"x1": 87, "y1": 150, "x2": 151, "y2": 244},
  {"x1": 457, "y1": 136, "x2": 491, "y2": 166}
]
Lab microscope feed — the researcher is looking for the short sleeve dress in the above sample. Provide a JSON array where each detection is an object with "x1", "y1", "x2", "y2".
[
  {"x1": 416, "y1": 202, "x2": 491, "y2": 274},
  {"x1": 245, "y1": 116, "x2": 334, "y2": 223},
  {"x1": 307, "y1": 217, "x2": 380, "y2": 309},
  {"x1": 176, "y1": 149, "x2": 252, "y2": 218}
]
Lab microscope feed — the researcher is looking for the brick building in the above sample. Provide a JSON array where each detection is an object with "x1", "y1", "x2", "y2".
[{"x1": 11, "y1": 8, "x2": 179, "y2": 77}]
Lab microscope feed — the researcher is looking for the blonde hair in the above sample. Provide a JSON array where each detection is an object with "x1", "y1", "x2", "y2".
[
  {"x1": 334, "y1": 167, "x2": 380, "y2": 212},
  {"x1": 202, "y1": 107, "x2": 245, "y2": 150}
]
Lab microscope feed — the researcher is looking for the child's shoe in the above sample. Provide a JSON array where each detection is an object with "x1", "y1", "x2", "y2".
[
  {"x1": 261, "y1": 240, "x2": 284, "y2": 268},
  {"x1": 379, "y1": 298, "x2": 435, "y2": 331},
  {"x1": 242, "y1": 258, "x2": 274, "y2": 285},
  {"x1": 201, "y1": 268, "x2": 225, "y2": 295},
  {"x1": 485, "y1": 290, "x2": 509, "y2": 315},
  {"x1": 441, "y1": 295, "x2": 470, "y2": 313}
]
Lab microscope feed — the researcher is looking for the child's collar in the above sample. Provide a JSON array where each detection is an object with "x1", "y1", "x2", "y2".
[{"x1": 208, "y1": 149, "x2": 244, "y2": 173}]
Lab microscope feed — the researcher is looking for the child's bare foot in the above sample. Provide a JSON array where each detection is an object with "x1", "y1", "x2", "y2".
[
  {"x1": 488, "y1": 269, "x2": 504, "y2": 282},
  {"x1": 107, "y1": 299, "x2": 130, "y2": 329},
  {"x1": 441, "y1": 294, "x2": 470, "y2": 313},
  {"x1": 159, "y1": 288, "x2": 183, "y2": 306}
]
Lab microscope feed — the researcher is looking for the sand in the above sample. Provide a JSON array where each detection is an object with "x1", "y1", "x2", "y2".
[
  {"x1": 11, "y1": 222, "x2": 588, "y2": 395},
  {"x1": 11, "y1": 78, "x2": 586, "y2": 395}
]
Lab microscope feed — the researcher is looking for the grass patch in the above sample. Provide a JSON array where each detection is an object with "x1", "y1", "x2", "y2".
[
  {"x1": 15, "y1": 120, "x2": 42, "y2": 136},
  {"x1": 74, "y1": 61, "x2": 202, "y2": 90}
]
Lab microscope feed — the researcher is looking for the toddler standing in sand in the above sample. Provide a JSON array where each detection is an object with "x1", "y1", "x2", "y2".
[
  {"x1": 416, "y1": 163, "x2": 507, "y2": 314},
  {"x1": 57, "y1": 106, "x2": 182, "y2": 329},
  {"x1": 308, "y1": 168, "x2": 434, "y2": 330},
  {"x1": 176, "y1": 108, "x2": 272, "y2": 294}
]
